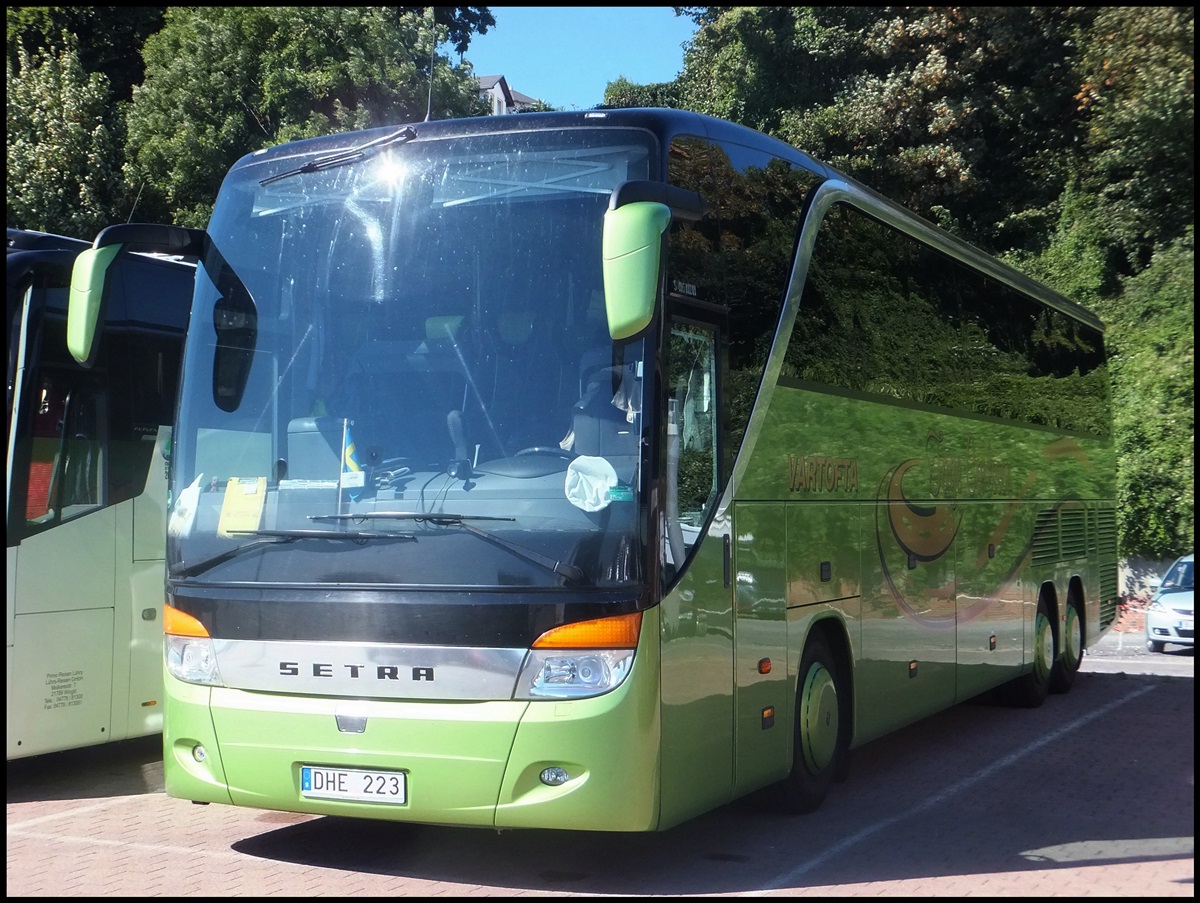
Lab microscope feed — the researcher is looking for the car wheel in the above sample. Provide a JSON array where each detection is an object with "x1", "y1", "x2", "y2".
[
  {"x1": 761, "y1": 630, "x2": 849, "y2": 814},
  {"x1": 1147, "y1": 639, "x2": 1165, "y2": 654},
  {"x1": 1008, "y1": 592, "x2": 1054, "y2": 708},
  {"x1": 1050, "y1": 593, "x2": 1083, "y2": 694}
]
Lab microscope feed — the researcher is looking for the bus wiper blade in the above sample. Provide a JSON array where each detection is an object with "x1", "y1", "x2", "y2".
[
  {"x1": 230, "y1": 528, "x2": 417, "y2": 541},
  {"x1": 312, "y1": 513, "x2": 582, "y2": 584},
  {"x1": 260, "y1": 127, "x2": 417, "y2": 185},
  {"x1": 311, "y1": 512, "x2": 515, "y2": 524},
  {"x1": 172, "y1": 535, "x2": 297, "y2": 579},
  {"x1": 172, "y1": 529, "x2": 416, "y2": 579}
]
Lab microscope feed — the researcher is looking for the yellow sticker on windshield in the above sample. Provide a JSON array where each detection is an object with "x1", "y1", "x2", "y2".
[{"x1": 217, "y1": 477, "x2": 267, "y2": 537}]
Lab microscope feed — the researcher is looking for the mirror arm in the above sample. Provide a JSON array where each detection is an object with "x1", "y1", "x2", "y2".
[
  {"x1": 609, "y1": 181, "x2": 708, "y2": 222},
  {"x1": 93, "y1": 223, "x2": 206, "y2": 258}
]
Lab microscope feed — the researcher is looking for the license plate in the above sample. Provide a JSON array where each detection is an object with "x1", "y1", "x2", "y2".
[
  {"x1": 1177, "y1": 619, "x2": 1193, "y2": 630},
  {"x1": 300, "y1": 765, "x2": 407, "y2": 804}
]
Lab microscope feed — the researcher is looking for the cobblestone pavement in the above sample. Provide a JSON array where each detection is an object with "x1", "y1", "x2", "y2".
[{"x1": 7, "y1": 631, "x2": 1193, "y2": 897}]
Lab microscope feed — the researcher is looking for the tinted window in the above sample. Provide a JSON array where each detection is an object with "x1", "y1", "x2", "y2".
[{"x1": 787, "y1": 203, "x2": 1110, "y2": 437}]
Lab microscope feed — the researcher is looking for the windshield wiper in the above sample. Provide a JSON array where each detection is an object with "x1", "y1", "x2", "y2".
[
  {"x1": 311, "y1": 512, "x2": 514, "y2": 525},
  {"x1": 172, "y1": 528, "x2": 416, "y2": 579},
  {"x1": 260, "y1": 126, "x2": 417, "y2": 185},
  {"x1": 312, "y1": 512, "x2": 584, "y2": 584}
]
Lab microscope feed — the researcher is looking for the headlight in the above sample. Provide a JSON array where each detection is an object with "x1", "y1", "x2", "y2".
[
  {"x1": 166, "y1": 635, "x2": 224, "y2": 685},
  {"x1": 514, "y1": 611, "x2": 642, "y2": 700},
  {"x1": 515, "y1": 648, "x2": 635, "y2": 699}
]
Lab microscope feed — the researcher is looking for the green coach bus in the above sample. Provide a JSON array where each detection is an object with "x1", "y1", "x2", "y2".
[{"x1": 67, "y1": 108, "x2": 1117, "y2": 830}]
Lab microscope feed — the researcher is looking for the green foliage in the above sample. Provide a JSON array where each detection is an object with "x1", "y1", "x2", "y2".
[
  {"x1": 1102, "y1": 229, "x2": 1195, "y2": 558},
  {"x1": 601, "y1": 76, "x2": 681, "y2": 109},
  {"x1": 125, "y1": 7, "x2": 488, "y2": 225},
  {"x1": 7, "y1": 6, "x2": 165, "y2": 103},
  {"x1": 6, "y1": 43, "x2": 126, "y2": 235},
  {"x1": 1074, "y1": 7, "x2": 1195, "y2": 277}
]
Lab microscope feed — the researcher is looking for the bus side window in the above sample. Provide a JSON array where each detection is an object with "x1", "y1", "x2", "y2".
[
  {"x1": 59, "y1": 387, "x2": 105, "y2": 516},
  {"x1": 24, "y1": 377, "x2": 106, "y2": 531},
  {"x1": 25, "y1": 380, "x2": 67, "y2": 523},
  {"x1": 665, "y1": 320, "x2": 718, "y2": 573}
]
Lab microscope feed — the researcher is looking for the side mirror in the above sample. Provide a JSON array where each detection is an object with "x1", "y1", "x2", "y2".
[
  {"x1": 602, "y1": 181, "x2": 708, "y2": 341},
  {"x1": 67, "y1": 223, "x2": 205, "y2": 368},
  {"x1": 602, "y1": 202, "x2": 671, "y2": 340},
  {"x1": 67, "y1": 245, "x2": 122, "y2": 366}
]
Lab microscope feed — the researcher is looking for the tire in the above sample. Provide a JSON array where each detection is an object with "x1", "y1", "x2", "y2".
[
  {"x1": 1049, "y1": 593, "x2": 1083, "y2": 694},
  {"x1": 1009, "y1": 593, "x2": 1054, "y2": 708},
  {"x1": 763, "y1": 631, "x2": 849, "y2": 814},
  {"x1": 1147, "y1": 639, "x2": 1165, "y2": 654}
]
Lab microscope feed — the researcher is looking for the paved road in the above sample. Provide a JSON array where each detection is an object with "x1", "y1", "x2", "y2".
[{"x1": 7, "y1": 630, "x2": 1193, "y2": 897}]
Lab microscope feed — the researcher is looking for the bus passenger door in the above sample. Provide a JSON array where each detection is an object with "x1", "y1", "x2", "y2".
[
  {"x1": 658, "y1": 317, "x2": 737, "y2": 826},
  {"x1": 9, "y1": 366, "x2": 118, "y2": 758}
]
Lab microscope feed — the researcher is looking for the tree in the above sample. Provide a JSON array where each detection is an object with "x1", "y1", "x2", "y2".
[
  {"x1": 124, "y1": 7, "x2": 489, "y2": 225},
  {"x1": 1102, "y1": 229, "x2": 1195, "y2": 558},
  {"x1": 1074, "y1": 6, "x2": 1195, "y2": 278},
  {"x1": 601, "y1": 75, "x2": 681, "y2": 109},
  {"x1": 6, "y1": 42, "x2": 125, "y2": 235},
  {"x1": 7, "y1": 6, "x2": 166, "y2": 104}
]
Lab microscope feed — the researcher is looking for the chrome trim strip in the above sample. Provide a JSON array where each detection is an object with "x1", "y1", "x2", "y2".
[{"x1": 212, "y1": 639, "x2": 528, "y2": 700}]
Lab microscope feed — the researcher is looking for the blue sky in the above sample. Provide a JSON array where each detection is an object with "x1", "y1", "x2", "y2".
[{"x1": 451, "y1": 7, "x2": 699, "y2": 111}]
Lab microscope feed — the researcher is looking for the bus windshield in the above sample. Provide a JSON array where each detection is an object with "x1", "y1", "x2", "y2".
[{"x1": 168, "y1": 126, "x2": 657, "y2": 589}]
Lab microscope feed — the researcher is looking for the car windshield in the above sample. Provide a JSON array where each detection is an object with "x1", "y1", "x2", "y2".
[
  {"x1": 1160, "y1": 558, "x2": 1194, "y2": 591},
  {"x1": 167, "y1": 125, "x2": 657, "y2": 589}
]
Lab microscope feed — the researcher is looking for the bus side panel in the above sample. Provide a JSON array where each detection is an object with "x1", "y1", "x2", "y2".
[
  {"x1": 8, "y1": 606, "x2": 114, "y2": 758},
  {"x1": 657, "y1": 515, "x2": 735, "y2": 831},
  {"x1": 731, "y1": 502, "x2": 791, "y2": 797},
  {"x1": 121, "y1": 426, "x2": 172, "y2": 740},
  {"x1": 954, "y1": 501, "x2": 1029, "y2": 702},
  {"x1": 7, "y1": 507, "x2": 118, "y2": 758},
  {"x1": 121, "y1": 559, "x2": 166, "y2": 738}
]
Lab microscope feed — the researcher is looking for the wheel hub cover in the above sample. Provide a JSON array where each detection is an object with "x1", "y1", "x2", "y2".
[{"x1": 800, "y1": 663, "x2": 838, "y2": 773}]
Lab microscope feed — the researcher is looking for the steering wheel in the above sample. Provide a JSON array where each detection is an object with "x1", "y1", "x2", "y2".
[{"x1": 515, "y1": 446, "x2": 576, "y2": 459}]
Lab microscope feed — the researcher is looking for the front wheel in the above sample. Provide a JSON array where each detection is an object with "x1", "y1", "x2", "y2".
[
  {"x1": 1049, "y1": 594, "x2": 1084, "y2": 694},
  {"x1": 764, "y1": 631, "x2": 849, "y2": 814},
  {"x1": 1147, "y1": 639, "x2": 1165, "y2": 654}
]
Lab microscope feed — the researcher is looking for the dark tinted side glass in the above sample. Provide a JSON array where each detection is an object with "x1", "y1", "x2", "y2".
[{"x1": 787, "y1": 203, "x2": 1109, "y2": 437}]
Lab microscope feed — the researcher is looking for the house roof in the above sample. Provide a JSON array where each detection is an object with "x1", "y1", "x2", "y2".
[{"x1": 476, "y1": 75, "x2": 538, "y2": 110}]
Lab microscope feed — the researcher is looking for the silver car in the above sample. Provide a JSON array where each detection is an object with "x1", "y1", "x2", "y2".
[{"x1": 1145, "y1": 552, "x2": 1194, "y2": 653}]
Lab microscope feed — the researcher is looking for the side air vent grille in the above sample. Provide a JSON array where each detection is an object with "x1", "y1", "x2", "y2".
[
  {"x1": 1031, "y1": 510, "x2": 1059, "y2": 567},
  {"x1": 1060, "y1": 508, "x2": 1087, "y2": 560},
  {"x1": 1096, "y1": 507, "x2": 1118, "y2": 604}
]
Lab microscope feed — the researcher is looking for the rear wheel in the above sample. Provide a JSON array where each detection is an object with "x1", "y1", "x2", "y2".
[
  {"x1": 765, "y1": 631, "x2": 849, "y2": 814},
  {"x1": 1049, "y1": 593, "x2": 1083, "y2": 694},
  {"x1": 1009, "y1": 593, "x2": 1054, "y2": 708}
]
